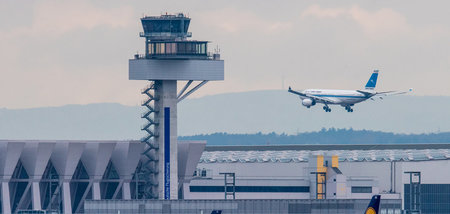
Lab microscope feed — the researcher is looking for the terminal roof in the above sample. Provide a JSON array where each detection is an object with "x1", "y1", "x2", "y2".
[{"x1": 200, "y1": 144, "x2": 450, "y2": 163}]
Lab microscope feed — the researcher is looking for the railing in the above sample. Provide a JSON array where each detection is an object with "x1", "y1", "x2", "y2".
[
  {"x1": 139, "y1": 32, "x2": 192, "y2": 37},
  {"x1": 133, "y1": 52, "x2": 218, "y2": 60},
  {"x1": 193, "y1": 168, "x2": 213, "y2": 179}
]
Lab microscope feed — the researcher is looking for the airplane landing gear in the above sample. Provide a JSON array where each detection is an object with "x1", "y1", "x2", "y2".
[
  {"x1": 323, "y1": 106, "x2": 331, "y2": 112},
  {"x1": 345, "y1": 106, "x2": 354, "y2": 112}
]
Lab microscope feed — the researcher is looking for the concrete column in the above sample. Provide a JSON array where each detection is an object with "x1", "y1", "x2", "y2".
[
  {"x1": 31, "y1": 182, "x2": 42, "y2": 210},
  {"x1": 1, "y1": 182, "x2": 11, "y2": 214},
  {"x1": 122, "y1": 182, "x2": 131, "y2": 199},
  {"x1": 81, "y1": 142, "x2": 116, "y2": 201},
  {"x1": 92, "y1": 182, "x2": 101, "y2": 200},
  {"x1": 0, "y1": 141, "x2": 25, "y2": 214},
  {"x1": 155, "y1": 80, "x2": 178, "y2": 199},
  {"x1": 51, "y1": 142, "x2": 85, "y2": 214},
  {"x1": 62, "y1": 182, "x2": 72, "y2": 214},
  {"x1": 20, "y1": 142, "x2": 55, "y2": 210},
  {"x1": 110, "y1": 141, "x2": 144, "y2": 200}
]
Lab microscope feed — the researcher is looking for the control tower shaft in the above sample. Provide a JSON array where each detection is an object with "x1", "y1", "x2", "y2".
[{"x1": 129, "y1": 13, "x2": 224, "y2": 199}]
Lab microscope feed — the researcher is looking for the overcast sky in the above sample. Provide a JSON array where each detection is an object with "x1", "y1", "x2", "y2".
[{"x1": 1, "y1": 0, "x2": 449, "y2": 109}]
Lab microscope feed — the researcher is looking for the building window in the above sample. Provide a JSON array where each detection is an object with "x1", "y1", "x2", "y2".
[
  {"x1": 351, "y1": 186, "x2": 372, "y2": 193},
  {"x1": 405, "y1": 184, "x2": 450, "y2": 214}
]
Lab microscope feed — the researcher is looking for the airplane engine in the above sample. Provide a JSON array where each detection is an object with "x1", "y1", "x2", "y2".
[{"x1": 302, "y1": 98, "x2": 315, "y2": 107}]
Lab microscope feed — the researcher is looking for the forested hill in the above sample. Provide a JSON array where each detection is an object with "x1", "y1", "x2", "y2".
[
  {"x1": 179, "y1": 129, "x2": 450, "y2": 145},
  {"x1": 2, "y1": 91, "x2": 450, "y2": 140}
]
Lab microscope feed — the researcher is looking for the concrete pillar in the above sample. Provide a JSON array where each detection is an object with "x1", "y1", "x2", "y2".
[
  {"x1": 1, "y1": 182, "x2": 11, "y2": 214},
  {"x1": 51, "y1": 142, "x2": 85, "y2": 214},
  {"x1": 62, "y1": 182, "x2": 72, "y2": 213},
  {"x1": 111, "y1": 141, "x2": 144, "y2": 200},
  {"x1": 81, "y1": 142, "x2": 116, "y2": 200},
  {"x1": 155, "y1": 80, "x2": 178, "y2": 199},
  {"x1": 0, "y1": 141, "x2": 25, "y2": 214},
  {"x1": 20, "y1": 142, "x2": 55, "y2": 210},
  {"x1": 31, "y1": 182, "x2": 41, "y2": 210},
  {"x1": 92, "y1": 182, "x2": 101, "y2": 200},
  {"x1": 122, "y1": 182, "x2": 131, "y2": 199}
]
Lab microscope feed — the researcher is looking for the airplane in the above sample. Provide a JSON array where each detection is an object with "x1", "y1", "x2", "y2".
[
  {"x1": 365, "y1": 195, "x2": 381, "y2": 214},
  {"x1": 288, "y1": 70, "x2": 412, "y2": 112}
]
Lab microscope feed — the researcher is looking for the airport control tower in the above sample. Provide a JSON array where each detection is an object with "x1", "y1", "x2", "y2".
[{"x1": 129, "y1": 13, "x2": 224, "y2": 199}]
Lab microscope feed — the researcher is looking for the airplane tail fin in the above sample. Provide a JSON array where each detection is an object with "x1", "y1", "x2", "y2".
[
  {"x1": 364, "y1": 195, "x2": 381, "y2": 214},
  {"x1": 365, "y1": 70, "x2": 379, "y2": 90}
]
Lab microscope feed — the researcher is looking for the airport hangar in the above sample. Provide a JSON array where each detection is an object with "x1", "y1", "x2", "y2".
[{"x1": 1, "y1": 140, "x2": 450, "y2": 214}]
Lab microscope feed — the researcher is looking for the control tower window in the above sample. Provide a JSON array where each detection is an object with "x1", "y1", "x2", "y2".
[
  {"x1": 142, "y1": 19, "x2": 190, "y2": 34},
  {"x1": 149, "y1": 43, "x2": 154, "y2": 55},
  {"x1": 166, "y1": 43, "x2": 177, "y2": 54},
  {"x1": 156, "y1": 43, "x2": 165, "y2": 54},
  {"x1": 147, "y1": 41, "x2": 207, "y2": 56}
]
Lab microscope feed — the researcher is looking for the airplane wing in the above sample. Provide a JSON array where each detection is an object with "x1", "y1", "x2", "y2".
[
  {"x1": 375, "y1": 88, "x2": 413, "y2": 96},
  {"x1": 356, "y1": 90, "x2": 377, "y2": 97},
  {"x1": 288, "y1": 87, "x2": 338, "y2": 104},
  {"x1": 288, "y1": 87, "x2": 307, "y2": 97},
  {"x1": 307, "y1": 94, "x2": 338, "y2": 104},
  {"x1": 357, "y1": 88, "x2": 412, "y2": 98}
]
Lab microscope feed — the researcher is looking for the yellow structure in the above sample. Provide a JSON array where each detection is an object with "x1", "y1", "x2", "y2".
[
  {"x1": 332, "y1": 155, "x2": 339, "y2": 168},
  {"x1": 314, "y1": 155, "x2": 340, "y2": 199},
  {"x1": 316, "y1": 155, "x2": 327, "y2": 199}
]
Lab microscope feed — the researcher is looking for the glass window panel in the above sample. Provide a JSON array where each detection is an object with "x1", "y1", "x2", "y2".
[
  {"x1": 351, "y1": 186, "x2": 372, "y2": 193},
  {"x1": 201, "y1": 43, "x2": 206, "y2": 54}
]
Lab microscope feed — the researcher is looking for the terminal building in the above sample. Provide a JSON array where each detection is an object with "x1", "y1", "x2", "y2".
[{"x1": 1, "y1": 140, "x2": 450, "y2": 214}]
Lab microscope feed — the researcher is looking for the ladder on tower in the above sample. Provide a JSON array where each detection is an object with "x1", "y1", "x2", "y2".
[
  {"x1": 140, "y1": 81, "x2": 160, "y2": 199},
  {"x1": 220, "y1": 172, "x2": 236, "y2": 200}
]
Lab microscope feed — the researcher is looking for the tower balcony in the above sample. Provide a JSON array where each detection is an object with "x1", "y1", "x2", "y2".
[{"x1": 139, "y1": 32, "x2": 192, "y2": 39}]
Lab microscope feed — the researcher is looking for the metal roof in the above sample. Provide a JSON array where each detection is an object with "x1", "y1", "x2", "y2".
[{"x1": 200, "y1": 144, "x2": 450, "y2": 163}]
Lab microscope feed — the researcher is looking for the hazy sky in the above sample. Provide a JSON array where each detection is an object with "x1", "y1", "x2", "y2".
[{"x1": 1, "y1": 0, "x2": 449, "y2": 109}]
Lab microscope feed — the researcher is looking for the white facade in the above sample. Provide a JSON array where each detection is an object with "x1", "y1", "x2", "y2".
[{"x1": 184, "y1": 144, "x2": 450, "y2": 212}]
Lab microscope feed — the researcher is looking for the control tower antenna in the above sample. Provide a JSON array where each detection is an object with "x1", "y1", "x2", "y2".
[{"x1": 129, "y1": 13, "x2": 224, "y2": 199}]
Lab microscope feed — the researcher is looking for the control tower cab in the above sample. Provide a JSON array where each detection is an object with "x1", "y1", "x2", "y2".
[
  {"x1": 129, "y1": 13, "x2": 224, "y2": 200},
  {"x1": 130, "y1": 13, "x2": 224, "y2": 80}
]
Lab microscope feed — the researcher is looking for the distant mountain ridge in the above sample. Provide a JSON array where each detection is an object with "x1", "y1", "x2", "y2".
[{"x1": 1, "y1": 90, "x2": 450, "y2": 140}]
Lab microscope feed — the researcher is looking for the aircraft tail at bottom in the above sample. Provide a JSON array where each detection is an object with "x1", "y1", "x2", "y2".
[{"x1": 364, "y1": 195, "x2": 381, "y2": 214}]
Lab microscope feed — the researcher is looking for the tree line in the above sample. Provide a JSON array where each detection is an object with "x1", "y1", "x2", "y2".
[{"x1": 179, "y1": 128, "x2": 450, "y2": 145}]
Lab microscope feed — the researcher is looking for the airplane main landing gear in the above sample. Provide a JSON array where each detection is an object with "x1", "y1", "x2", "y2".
[
  {"x1": 323, "y1": 106, "x2": 331, "y2": 112},
  {"x1": 345, "y1": 106, "x2": 354, "y2": 112}
]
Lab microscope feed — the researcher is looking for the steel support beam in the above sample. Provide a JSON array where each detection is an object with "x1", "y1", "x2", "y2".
[
  {"x1": 177, "y1": 80, "x2": 208, "y2": 103},
  {"x1": 177, "y1": 80, "x2": 193, "y2": 99}
]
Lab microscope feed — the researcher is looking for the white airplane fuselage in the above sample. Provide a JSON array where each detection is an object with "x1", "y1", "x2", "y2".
[
  {"x1": 301, "y1": 89, "x2": 369, "y2": 106},
  {"x1": 288, "y1": 70, "x2": 409, "y2": 112}
]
